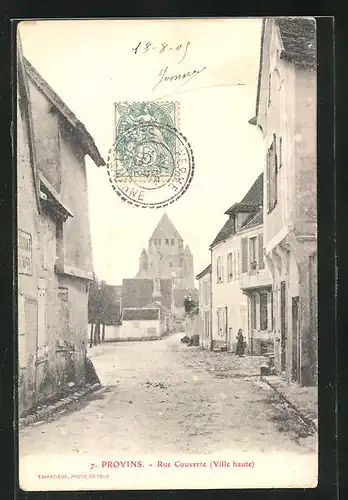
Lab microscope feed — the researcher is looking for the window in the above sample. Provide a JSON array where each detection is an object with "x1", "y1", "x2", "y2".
[
  {"x1": 171, "y1": 239, "x2": 175, "y2": 245},
  {"x1": 169, "y1": 261, "x2": 172, "y2": 268},
  {"x1": 241, "y1": 235, "x2": 265, "y2": 273},
  {"x1": 249, "y1": 237, "x2": 257, "y2": 270},
  {"x1": 235, "y1": 250, "x2": 240, "y2": 278},
  {"x1": 158, "y1": 239, "x2": 161, "y2": 246},
  {"x1": 267, "y1": 137, "x2": 278, "y2": 212},
  {"x1": 217, "y1": 256, "x2": 223, "y2": 282},
  {"x1": 260, "y1": 292, "x2": 268, "y2": 330},
  {"x1": 165, "y1": 239, "x2": 169, "y2": 245},
  {"x1": 258, "y1": 233, "x2": 265, "y2": 270},
  {"x1": 268, "y1": 73, "x2": 272, "y2": 107},
  {"x1": 227, "y1": 252, "x2": 233, "y2": 280},
  {"x1": 241, "y1": 238, "x2": 248, "y2": 273},
  {"x1": 203, "y1": 281, "x2": 208, "y2": 305}
]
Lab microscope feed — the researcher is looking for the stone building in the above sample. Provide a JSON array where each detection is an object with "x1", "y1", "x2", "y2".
[
  {"x1": 17, "y1": 45, "x2": 104, "y2": 415},
  {"x1": 249, "y1": 18, "x2": 317, "y2": 386},
  {"x1": 136, "y1": 213, "x2": 194, "y2": 290}
]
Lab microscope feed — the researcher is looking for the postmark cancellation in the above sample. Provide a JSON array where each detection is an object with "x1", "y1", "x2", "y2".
[{"x1": 106, "y1": 101, "x2": 194, "y2": 208}]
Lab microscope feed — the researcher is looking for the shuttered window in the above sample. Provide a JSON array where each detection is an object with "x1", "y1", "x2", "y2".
[
  {"x1": 267, "y1": 137, "x2": 278, "y2": 212},
  {"x1": 227, "y1": 252, "x2": 233, "y2": 280},
  {"x1": 241, "y1": 238, "x2": 248, "y2": 273},
  {"x1": 258, "y1": 233, "x2": 265, "y2": 269},
  {"x1": 217, "y1": 256, "x2": 222, "y2": 282}
]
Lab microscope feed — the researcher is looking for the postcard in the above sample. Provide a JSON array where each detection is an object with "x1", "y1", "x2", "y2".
[{"x1": 17, "y1": 17, "x2": 318, "y2": 490}]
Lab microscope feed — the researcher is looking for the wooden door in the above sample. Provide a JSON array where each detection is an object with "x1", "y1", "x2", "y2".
[
  {"x1": 292, "y1": 296, "x2": 300, "y2": 382},
  {"x1": 280, "y1": 281, "x2": 287, "y2": 371}
]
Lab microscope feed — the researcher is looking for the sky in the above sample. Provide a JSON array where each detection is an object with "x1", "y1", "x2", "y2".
[{"x1": 19, "y1": 19, "x2": 264, "y2": 285}]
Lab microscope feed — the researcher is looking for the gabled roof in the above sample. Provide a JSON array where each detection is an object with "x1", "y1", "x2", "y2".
[
  {"x1": 122, "y1": 278, "x2": 173, "y2": 310},
  {"x1": 122, "y1": 308, "x2": 159, "y2": 321},
  {"x1": 225, "y1": 173, "x2": 263, "y2": 215},
  {"x1": 196, "y1": 264, "x2": 212, "y2": 280},
  {"x1": 17, "y1": 37, "x2": 41, "y2": 212},
  {"x1": 122, "y1": 279, "x2": 154, "y2": 309},
  {"x1": 150, "y1": 213, "x2": 182, "y2": 241},
  {"x1": 210, "y1": 173, "x2": 263, "y2": 248},
  {"x1": 253, "y1": 18, "x2": 316, "y2": 125},
  {"x1": 276, "y1": 17, "x2": 316, "y2": 65},
  {"x1": 210, "y1": 217, "x2": 236, "y2": 249},
  {"x1": 24, "y1": 58, "x2": 105, "y2": 168}
]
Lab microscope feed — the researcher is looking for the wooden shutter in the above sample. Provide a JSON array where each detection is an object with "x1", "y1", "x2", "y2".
[
  {"x1": 258, "y1": 233, "x2": 265, "y2": 269},
  {"x1": 241, "y1": 238, "x2": 248, "y2": 273},
  {"x1": 266, "y1": 149, "x2": 271, "y2": 211}
]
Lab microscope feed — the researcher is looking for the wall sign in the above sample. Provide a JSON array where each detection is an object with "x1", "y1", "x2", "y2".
[{"x1": 18, "y1": 229, "x2": 33, "y2": 276}]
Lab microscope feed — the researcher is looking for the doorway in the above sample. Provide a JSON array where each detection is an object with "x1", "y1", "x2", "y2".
[
  {"x1": 280, "y1": 281, "x2": 287, "y2": 371},
  {"x1": 292, "y1": 296, "x2": 300, "y2": 382},
  {"x1": 217, "y1": 307, "x2": 228, "y2": 346}
]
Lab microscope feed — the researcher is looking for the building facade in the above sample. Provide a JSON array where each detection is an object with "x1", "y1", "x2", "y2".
[
  {"x1": 250, "y1": 18, "x2": 317, "y2": 386},
  {"x1": 136, "y1": 213, "x2": 194, "y2": 290},
  {"x1": 210, "y1": 174, "x2": 273, "y2": 353},
  {"x1": 239, "y1": 214, "x2": 274, "y2": 356},
  {"x1": 17, "y1": 49, "x2": 104, "y2": 414},
  {"x1": 119, "y1": 308, "x2": 162, "y2": 340},
  {"x1": 196, "y1": 265, "x2": 212, "y2": 349}
]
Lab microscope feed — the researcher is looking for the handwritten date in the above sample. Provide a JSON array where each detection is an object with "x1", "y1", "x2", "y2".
[{"x1": 132, "y1": 41, "x2": 190, "y2": 63}]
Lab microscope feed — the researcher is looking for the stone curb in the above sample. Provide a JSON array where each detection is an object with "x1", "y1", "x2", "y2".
[
  {"x1": 260, "y1": 376, "x2": 318, "y2": 433},
  {"x1": 18, "y1": 383, "x2": 103, "y2": 430}
]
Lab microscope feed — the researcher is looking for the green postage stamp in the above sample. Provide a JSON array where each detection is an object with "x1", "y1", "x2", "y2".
[{"x1": 107, "y1": 101, "x2": 194, "y2": 208}]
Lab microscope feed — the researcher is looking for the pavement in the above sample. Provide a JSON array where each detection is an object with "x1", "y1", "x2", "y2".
[
  {"x1": 261, "y1": 375, "x2": 318, "y2": 431},
  {"x1": 19, "y1": 332, "x2": 318, "y2": 490}
]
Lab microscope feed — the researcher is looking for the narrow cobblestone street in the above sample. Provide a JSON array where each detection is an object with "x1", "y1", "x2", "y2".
[{"x1": 19, "y1": 333, "x2": 317, "y2": 489}]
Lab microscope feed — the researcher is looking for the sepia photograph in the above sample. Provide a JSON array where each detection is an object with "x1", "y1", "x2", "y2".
[{"x1": 17, "y1": 17, "x2": 318, "y2": 490}]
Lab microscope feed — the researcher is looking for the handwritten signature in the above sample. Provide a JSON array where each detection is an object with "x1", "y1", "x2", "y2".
[
  {"x1": 153, "y1": 65, "x2": 207, "y2": 92},
  {"x1": 132, "y1": 41, "x2": 190, "y2": 64}
]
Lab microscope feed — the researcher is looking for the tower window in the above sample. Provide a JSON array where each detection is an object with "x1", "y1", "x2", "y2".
[
  {"x1": 165, "y1": 239, "x2": 169, "y2": 245},
  {"x1": 158, "y1": 239, "x2": 161, "y2": 245},
  {"x1": 171, "y1": 239, "x2": 175, "y2": 245},
  {"x1": 170, "y1": 262, "x2": 172, "y2": 267}
]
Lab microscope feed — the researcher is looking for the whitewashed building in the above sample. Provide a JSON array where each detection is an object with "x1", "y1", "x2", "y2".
[
  {"x1": 249, "y1": 18, "x2": 317, "y2": 385},
  {"x1": 196, "y1": 264, "x2": 212, "y2": 349},
  {"x1": 210, "y1": 174, "x2": 272, "y2": 353}
]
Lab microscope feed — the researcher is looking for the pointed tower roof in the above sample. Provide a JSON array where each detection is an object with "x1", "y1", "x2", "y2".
[
  {"x1": 141, "y1": 248, "x2": 148, "y2": 256},
  {"x1": 150, "y1": 213, "x2": 182, "y2": 240},
  {"x1": 184, "y1": 244, "x2": 192, "y2": 255}
]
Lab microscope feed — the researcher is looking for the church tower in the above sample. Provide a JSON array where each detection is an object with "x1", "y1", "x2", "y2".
[{"x1": 135, "y1": 213, "x2": 194, "y2": 290}]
